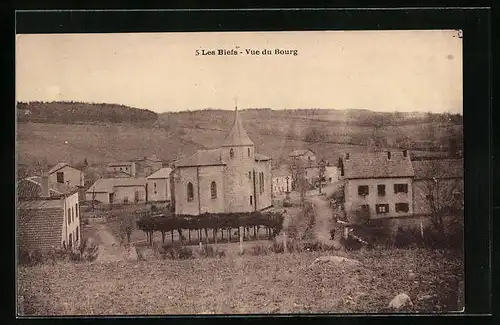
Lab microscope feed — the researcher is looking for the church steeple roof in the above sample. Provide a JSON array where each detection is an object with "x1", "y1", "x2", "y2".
[{"x1": 222, "y1": 105, "x2": 254, "y2": 147}]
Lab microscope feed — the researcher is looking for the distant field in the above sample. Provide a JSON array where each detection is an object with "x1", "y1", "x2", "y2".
[
  {"x1": 17, "y1": 122, "x2": 201, "y2": 166},
  {"x1": 17, "y1": 117, "x2": 452, "y2": 170},
  {"x1": 18, "y1": 248, "x2": 463, "y2": 315}
]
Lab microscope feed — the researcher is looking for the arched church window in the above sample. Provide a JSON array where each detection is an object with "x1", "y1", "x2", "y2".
[
  {"x1": 248, "y1": 148, "x2": 251, "y2": 157},
  {"x1": 230, "y1": 148, "x2": 234, "y2": 159},
  {"x1": 211, "y1": 181, "x2": 217, "y2": 199},
  {"x1": 187, "y1": 182, "x2": 194, "y2": 201}
]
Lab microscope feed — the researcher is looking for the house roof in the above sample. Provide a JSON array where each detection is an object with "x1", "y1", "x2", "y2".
[
  {"x1": 173, "y1": 149, "x2": 225, "y2": 168},
  {"x1": 48, "y1": 162, "x2": 78, "y2": 174},
  {"x1": 18, "y1": 176, "x2": 78, "y2": 199},
  {"x1": 342, "y1": 151, "x2": 415, "y2": 179},
  {"x1": 289, "y1": 149, "x2": 315, "y2": 157},
  {"x1": 147, "y1": 167, "x2": 173, "y2": 179},
  {"x1": 106, "y1": 170, "x2": 133, "y2": 178},
  {"x1": 412, "y1": 159, "x2": 463, "y2": 180},
  {"x1": 107, "y1": 161, "x2": 134, "y2": 167},
  {"x1": 273, "y1": 164, "x2": 291, "y2": 177},
  {"x1": 221, "y1": 108, "x2": 254, "y2": 147},
  {"x1": 86, "y1": 177, "x2": 147, "y2": 193},
  {"x1": 255, "y1": 153, "x2": 271, "y2": 161},
  {"x1": 17, "y1": 199, "x2": 64, "y2": 251}
]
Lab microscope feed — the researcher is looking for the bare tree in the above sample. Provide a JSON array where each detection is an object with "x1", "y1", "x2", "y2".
[
  {"x1": 416, "y1": 160, "x2": 464, "y2": 236},
  {"x1": 317, "y1": 159, "x2": 326, "y2": 194},
  {"x1": 289, "y1": 157, "x2": 307, "y2": 206}
]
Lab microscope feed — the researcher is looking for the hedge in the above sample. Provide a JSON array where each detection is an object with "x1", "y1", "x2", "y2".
[{"x1": 136, "y1": 211, "x2": 285, "y2": 236}]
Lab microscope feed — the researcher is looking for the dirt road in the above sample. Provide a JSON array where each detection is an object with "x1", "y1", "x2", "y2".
[
  {"x1": 92, "y1": 223, "x2": 127, "y2": 263},
  {"x1": 309, "y1": 183, "x2": 342, "y2": 245}
]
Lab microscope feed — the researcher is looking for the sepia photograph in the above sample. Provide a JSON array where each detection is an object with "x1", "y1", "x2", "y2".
[{"x1": 16, "y1": 30, "x2": 464, "y2": 315}]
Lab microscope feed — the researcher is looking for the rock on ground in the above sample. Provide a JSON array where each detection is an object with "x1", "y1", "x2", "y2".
[
  {"x1": 388, "y1": 293, "x2": 413, "y2": 309},
  {"x1": 309, "y1": 255, "x2": 362, "y2": 268}
]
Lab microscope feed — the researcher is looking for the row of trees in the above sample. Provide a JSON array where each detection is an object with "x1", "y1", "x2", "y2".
[
  {"x1": 17, "y1": 101, "x2": 158, "y2": 125},
  {"x1": 135, "y1": 211, "x2": 285, "y2": 246}
]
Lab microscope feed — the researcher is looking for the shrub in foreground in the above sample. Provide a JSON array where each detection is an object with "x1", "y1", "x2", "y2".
[
  {"x1": 198, "y1": 244, "x2": 225, "y2": 258},
  {"x1": 162, "y1": 243, "x2": 194, "y2": 260}
]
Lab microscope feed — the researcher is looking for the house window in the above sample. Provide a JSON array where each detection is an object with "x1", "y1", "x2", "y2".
[
  {"x1": 134, "y1": 191, "x2": 140, "y2": 203},
  {"x1": 56, "y1": 172, "x2": 64, "y2": 183},
  {"x1": 120, "y1": 167, "x2": 123, "y2": 171},
  {"x1": 187, "y1": 182, "x2": 194, "y2": 201},
  {"x1": 358, "y1": 185, "x2": 369, "y2": 196},
  {"x1": 230, "y1": 149, "x2": 234, "y2": 159},
  {"x1": 67, "y1": 208, "x2": 71, "y2": 224},
  {"x1": 395, "y1": 203, "x2": 409, "y2": 213},
  {"x1": 109, "y1": 193, "x2": 114, "y2": 204},
  {"x1": 360, "y1": 204, "x2": 370, "y2": 212},
  {"x1": 211, "y1": 181, "x2": 217, "y2": 199},
  {"x1": 154, "y1": 182, "x2": 157, "y2": 194},
  {"x1": 250, "y1": 195, "x2": 253, "y2": 205},
  {"x1": 76, "y1": 226, "x2": 79, "y2": 241},
  {"x1": 377, "y1": 184, "x2": 386, "y2": 196},
  {"x1": 376, "y1": 204, "x2": 389, "y2": 214},
  {"x1": 123, "y1": 196, "x2": 129, "y2": 204},
  {"x1": 248, "y1": 148, "x2": 251, "y2": 157},
  {"x1": 75, "y1": 203, "x2": 78, "y2": 219},
  {"x1": 69, "y1": 233, "x2": 73, "y2": 248},
  {"x1": 394, "y1": 184, "x2": 408, "y2": 194}
]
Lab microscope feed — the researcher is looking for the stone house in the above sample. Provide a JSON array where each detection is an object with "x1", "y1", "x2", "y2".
[
  {"x1": 289, "y1": 149, "x2": 316, "y2": 164},
  {"x1": 412, "y1": 158, "x2": 464, "y2": 216},
  {"x1": 48, "y1": 162, "x2": 84, "y2": 189},
  {"x1": 17, "y1": 176, "x2": 81, "y2": 251},
  {"x1": 272, "y1": 164, "x2": 291, "y2": 194},
  {"x1": 106, "y1": 161, "x2": 136, "y2": 177},
  {"x1": 146, "y1": 167, "x2": 172, "y2": 202},
  {"x1": 170, "y1": 107, "x2": 272, "y2": 215},
  {"x1": 133, "y1": 154, "x2": 163, "y2": 177},
  {"x1": 340, "y1": 150, "x2": 414, "y2": 219},
  {"x1": 85, "y1": 177, "x2": 147, "y2": 204}
]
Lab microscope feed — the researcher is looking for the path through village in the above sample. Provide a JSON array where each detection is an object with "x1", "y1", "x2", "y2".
[{"x1": 90, "y1": 223, "x2": 133, "y2": 263}]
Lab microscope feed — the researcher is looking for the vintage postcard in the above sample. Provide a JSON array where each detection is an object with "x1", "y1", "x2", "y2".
[{"x1": 16, "y1": 30, "x2": 464, "y2": 315}]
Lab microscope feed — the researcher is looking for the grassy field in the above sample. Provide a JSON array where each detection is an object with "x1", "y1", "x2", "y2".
[{"x1": 17, "y1": 248, "x2": 463, "y2": 315}]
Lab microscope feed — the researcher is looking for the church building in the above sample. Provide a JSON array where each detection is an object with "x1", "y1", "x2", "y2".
[{"x1": 170, "y1": 107, "x2": 272, "y2": 215}]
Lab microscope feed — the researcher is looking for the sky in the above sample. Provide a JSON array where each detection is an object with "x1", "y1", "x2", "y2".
[{"x1": 16, "y1": 30, "x2": 463, "y2": 114}]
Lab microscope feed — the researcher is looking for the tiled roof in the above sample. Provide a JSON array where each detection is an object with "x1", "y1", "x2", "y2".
[
  {"x1": 412, "y1": 159, "x2": 464, "y2": 180},
  {"x1": 272, "y1": 164, "x2": 291, "y2": 178},
  {"x1": 255, "y1": 153, "x2": 271, "y2": 161},
  {"x1": 221, "y1": 109, "x2": 254, "y2": 147},
  {"x1": 147, "y1": 167, "x2": 173, "y2": 179},
  {"x1": 173, "y1": 149, "x2": 225, "y2": 167},
  {"x1": 86, "y1": 177, "x2": 147, "y2": 193},
  {"x1": 17, "y1": 199, "x2": 64, "y2": 251},
  {"x1": 26, "y1": 176, "x2": 77, "y2": 195},
  {"x1": 48, "y1": 162, "x2": 80, "y2": 174},
  {"x1": 343, "y1": 151, "x2": 415, "y2": 179},
  {"x1": 289, "y1": 149, "x2": 315, "y2": 157}
]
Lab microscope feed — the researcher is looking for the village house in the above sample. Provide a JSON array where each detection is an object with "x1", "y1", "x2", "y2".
[
  {"x1": 17, "y1": 175, "x2": 81, "y2": 252},
  {"x1": 289, "y1": 149, "x2": 316, "y2": 164},
  {"x1": 272, "y1": 164, "x2": 292, "y2": 194},
  {"x1": 340, "y1": 150, "x2": 415, "y2": 219},
  {"x1": 170, "y1": 107, "x2": 272, "y2": 215},
  {"x1": 48, "y1": 162, "x2": 84, "y2": 189},
  {"x1": 133, "y1": 154, "x2": 163, "y2": 177},
  {"x1": 411, "y1": 158, "x2": 464, "y2": 216},
  {"x1": 85, "y1": 177, "x2": 147, "y2": 204},
  {"x1": 106, "y1": 161, "x2": 136, "y2": 177},
  {"x1": 146, "y1": 167, "x2": 172, "y2": 202}
]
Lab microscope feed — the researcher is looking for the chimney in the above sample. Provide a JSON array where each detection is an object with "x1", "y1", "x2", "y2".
[
  {"x1": 403, "y1": 149, "x2": 408, "y2": 158},
  {"x1": 345, "y1": 153, "x2": 350, "y2": 160},
  {"x1": 41, "y1": 174, "x2": 49, "y2": 197},
  {"x1": 387, "y1": 151, "x2": 391, "y2": 160}
]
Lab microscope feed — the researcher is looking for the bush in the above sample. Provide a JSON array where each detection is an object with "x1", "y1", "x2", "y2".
[
  {"x1": 18, "y1": 249, "x2": 44, "y2": 266},
  {"x1": 339, "y1": 235, "x2": 364, "y2": 251},
  {"x1": 251, "y1": 244, "x2": 270, "y2": 256},
  {"x1": 162, "y1": 243, "x2": 194, "y2": 260},
  {"x1": 283, "y1": 200, "x2": 293, "y2": 207},
  {"x1": 394, "y1": 227, "x2": 423, "y2": 248},
  {"x1": 199, "y1": 244, "x2": 225, "y2": 258}
]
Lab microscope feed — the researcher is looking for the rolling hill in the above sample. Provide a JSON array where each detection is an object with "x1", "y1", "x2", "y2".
[{"x1": 16, "y1": 102, "x2": 463, "y2": 175}]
